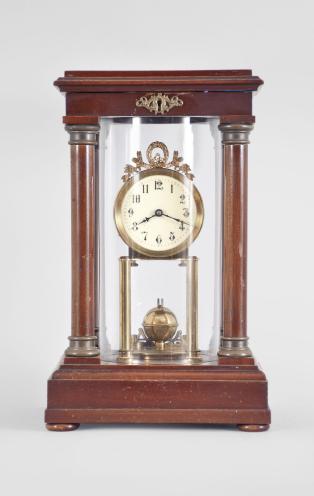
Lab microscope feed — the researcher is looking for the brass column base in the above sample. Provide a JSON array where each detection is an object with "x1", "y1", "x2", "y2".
[
  {"x1": 218, "y1": 337, "x2": 252, "y2": 358},
  {"x1": 65, "y1": 336, "x2": 99, "y2": 357}
]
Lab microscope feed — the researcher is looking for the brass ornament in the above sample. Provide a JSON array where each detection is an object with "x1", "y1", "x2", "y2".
[
  {"x1": 122, "y1": 141, "x2": 194, "y2": 182},
  {"x1": 133, "y1": 298, "x2": 186, "y2": 355},
  {"x1": 136, "y1": 93, "x2": 183, "y2": 115},
  {"x1": 142, "y1": 298, "x2": 178, "y2": 345}
]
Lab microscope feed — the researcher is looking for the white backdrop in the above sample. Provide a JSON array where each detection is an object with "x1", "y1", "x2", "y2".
[{"x1": 1, "y1": 1, "x2": 313, "y2": 495}]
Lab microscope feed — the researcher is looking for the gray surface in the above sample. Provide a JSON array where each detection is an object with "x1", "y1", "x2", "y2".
[{"x1": 1, "y1": 0, "x2": 314, "y2": 494}]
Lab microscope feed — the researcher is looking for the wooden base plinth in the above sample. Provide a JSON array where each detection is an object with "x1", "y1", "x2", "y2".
[{"x1": 45, "y1": 357, "x2": 270, "y2": 430}]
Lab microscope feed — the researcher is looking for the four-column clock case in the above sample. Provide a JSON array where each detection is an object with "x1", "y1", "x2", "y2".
[{"x1": 45, "y1": 70, "x2": 271, "y2": 432}]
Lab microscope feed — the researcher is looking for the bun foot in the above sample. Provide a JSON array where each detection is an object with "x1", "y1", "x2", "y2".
[
  {"x1": 237, "y1": 424, "x2": 269, "y2": 432},
  {"x1": 46, "y1": 423, "x2": 80, "y2": 432}
]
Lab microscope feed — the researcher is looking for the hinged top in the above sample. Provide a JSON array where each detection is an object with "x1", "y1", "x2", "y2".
[{"x1": 54, "y1": 70, "x2": 263, "y2": 93}]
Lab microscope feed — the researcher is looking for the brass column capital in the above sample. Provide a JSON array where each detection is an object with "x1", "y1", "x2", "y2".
[
  {"x1": 218, "y1": 123, "x2": 254, "y2": 145},
  {"x1": 65, "y1": 124, "x2": 100, "y2": 145}
]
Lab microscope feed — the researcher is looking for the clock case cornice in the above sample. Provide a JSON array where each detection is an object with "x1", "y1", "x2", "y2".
[
  {"x1": 54, "y1": 70, "x2": 263, "y2": 121},
  {"x1": 55, "y1": 70, "x2": 263, "y2": 93}
]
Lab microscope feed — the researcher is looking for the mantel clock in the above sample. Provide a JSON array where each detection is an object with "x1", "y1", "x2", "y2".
[{"x1": 45, "y1": 70, "x2": 271, "y2": 432}]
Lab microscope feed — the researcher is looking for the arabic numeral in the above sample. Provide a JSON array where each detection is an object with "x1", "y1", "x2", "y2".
[
  {"x1": 169, "y1": 232, "x2": 175, "y2": 241},
  {"x1": 156, "y1": 235, "x2": 162, "y2": 245},
  {"x1": 155, "y1": 180, "x2": 163, "y2": 191},
  {"x1": 131, "y1": 222, "x2": 138, "y2": 231}
]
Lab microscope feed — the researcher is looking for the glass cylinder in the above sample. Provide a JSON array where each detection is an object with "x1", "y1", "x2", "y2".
[{"x1": 98, "y1": 116, "x2": 222, "y2": 363}]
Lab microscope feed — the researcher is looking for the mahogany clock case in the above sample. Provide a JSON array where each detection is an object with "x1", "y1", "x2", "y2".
[{"x1": 45, "y1": 70, "x2": 270, "y2": 432}]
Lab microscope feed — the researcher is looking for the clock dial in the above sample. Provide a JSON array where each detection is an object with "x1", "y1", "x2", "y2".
[{"x1": 114, "y1": 169, "x2": 204, "y2": 257}]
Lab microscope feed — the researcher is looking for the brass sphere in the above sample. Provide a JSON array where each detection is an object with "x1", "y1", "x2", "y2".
[{"x1": 142, "y1": 299, "x2": 178, "y2": 343}]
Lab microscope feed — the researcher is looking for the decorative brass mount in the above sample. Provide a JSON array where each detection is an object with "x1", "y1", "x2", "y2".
[
  {"x1": 122, "y1": 141, "x2": 194, "y2": 182},
  {"x1": 136, "y1": 93, "x2": 183, "y2": 115}
]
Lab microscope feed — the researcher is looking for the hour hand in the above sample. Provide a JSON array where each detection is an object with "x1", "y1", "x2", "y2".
[{"x1": 137, "y1": 214, "x2": 156, "y2": 225}]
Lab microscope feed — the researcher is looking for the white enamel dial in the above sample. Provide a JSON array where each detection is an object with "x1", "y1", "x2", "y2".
[{"x1": 114, "y1": 169, "x2": 204, "y2": 257}]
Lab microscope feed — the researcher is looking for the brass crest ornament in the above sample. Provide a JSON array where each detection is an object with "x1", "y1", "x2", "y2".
[
  {"x1": 136, "y1": 93, "x2": 183, "y2": 114},
  {"x1": 122, "y1": 141, "x2": 194, "y2": 182}
]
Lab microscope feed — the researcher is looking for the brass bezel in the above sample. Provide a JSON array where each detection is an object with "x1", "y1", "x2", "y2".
[{"x1": 114, "y1": 168, "x2": 204, "y2": 258}]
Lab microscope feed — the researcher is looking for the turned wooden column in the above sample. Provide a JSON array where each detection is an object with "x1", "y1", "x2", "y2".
[
  {"x1": 218, "y1": 123, "x2": 253, "y2": 357},
  {"x1": 65, "y1": 124, "x2": 100, "y2": 357}
]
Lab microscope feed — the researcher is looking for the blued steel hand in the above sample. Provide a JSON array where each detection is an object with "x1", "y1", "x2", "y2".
[
  {"x1": 137, "y1": 214, "x2": 156, "y2": 225},
  {"x1": 138, "y1": 209, "x2": 190, "y2": 227},
  {"x1": 162, "y1": 213, "x2": 190, "y2": 226},
  {"x1": 137, "y1": 209, "x2": 163, "y2": 225}
]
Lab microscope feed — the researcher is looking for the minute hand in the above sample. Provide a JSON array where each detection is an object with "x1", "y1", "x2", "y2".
[{"x1": 162, "y1": 213, "x2": 190, "y2": 226}]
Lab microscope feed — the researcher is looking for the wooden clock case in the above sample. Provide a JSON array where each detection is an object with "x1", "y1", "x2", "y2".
[{"x1": 45, "y1": 70, "x2": 271, "y2": 432}]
